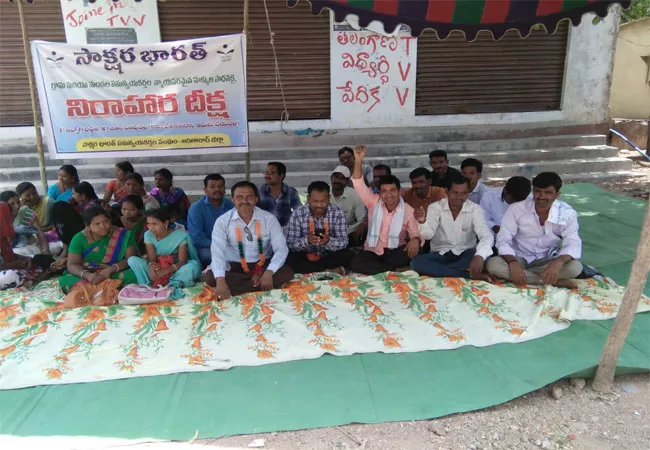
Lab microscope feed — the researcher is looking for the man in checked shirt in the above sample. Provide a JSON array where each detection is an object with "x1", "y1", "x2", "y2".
[{"x1": 285, "y1": 181, "x2": 353, "y2": 275}]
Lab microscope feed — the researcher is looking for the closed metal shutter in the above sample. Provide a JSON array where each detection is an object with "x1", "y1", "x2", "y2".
[
  {"x1": 158, "y1": 0, "x2": 331, "y2": 120},
  {"x1": 415, "y1": 23, "x2": 569, "y2": 115},
  {"x1": 0, "y1": 1, "x2": 65, "y2": 126}
]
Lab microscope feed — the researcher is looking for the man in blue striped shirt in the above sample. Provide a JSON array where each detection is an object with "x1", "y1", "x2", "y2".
[
  {"x1": 285, "y1": 181, "x2": 352, "y2": 275},
  {"x1": 206, "y1": 181, "x2": 294, "y2": 300},
  {"x1": 257, "y1": 162, "x2": 302, "y2": 228}
]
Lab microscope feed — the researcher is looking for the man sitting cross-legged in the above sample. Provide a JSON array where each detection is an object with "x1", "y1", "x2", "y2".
[
  {"x1": 330, "y1": 166, "x2": 368, "y2": 247},
  {"x1": 286, "y1": 181, "x2": 353, "y2": 275},
  {"x1": 410, "y1": 174, "x2": 493, "y2": 279},
  {"x1": 486, "y1": 172, "x2": 583, "y2": 289},
  {"x1": 206, "y1": 181, "x2": 294, "y2": 300},
  {"x1": 348, "y1": 145, "x2": 421, "y2": 275}
]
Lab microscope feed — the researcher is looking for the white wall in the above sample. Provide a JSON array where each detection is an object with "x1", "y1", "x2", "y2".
[{"x1": 562, "y1": 8, "x2": 622, "y2": 123}]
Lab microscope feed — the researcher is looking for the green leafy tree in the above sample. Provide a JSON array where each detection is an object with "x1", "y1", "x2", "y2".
[{"x1": 622, "y1": 0, "x2": 650, "y2": 23}]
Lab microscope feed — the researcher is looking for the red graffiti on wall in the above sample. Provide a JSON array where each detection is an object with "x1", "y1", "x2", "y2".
[{"x1": 336, "y1": 81, "x2": 381, "y2": 113}]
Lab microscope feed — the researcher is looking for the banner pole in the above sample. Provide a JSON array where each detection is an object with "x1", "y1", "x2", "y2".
[
  {"x1": 17, "y1": 0, "x2": 49, "y2": 194},
  {"x1": 243, "y1": 0, "x2": 251, "y2": 182}
]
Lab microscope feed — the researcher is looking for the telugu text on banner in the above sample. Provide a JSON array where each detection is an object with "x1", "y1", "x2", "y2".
[{"x1": 31, "y1": 35, "x2": 248, "y2": 160}]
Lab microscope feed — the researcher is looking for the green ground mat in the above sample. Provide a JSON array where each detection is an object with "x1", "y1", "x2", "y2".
[{"x1": 0, "y1": 183, "x2": 648, "y2": 440}]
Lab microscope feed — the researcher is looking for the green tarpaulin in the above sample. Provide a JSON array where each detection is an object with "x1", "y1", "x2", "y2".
[{"x1": 0, "y1": 183, "x2": 647, "y2": 440}]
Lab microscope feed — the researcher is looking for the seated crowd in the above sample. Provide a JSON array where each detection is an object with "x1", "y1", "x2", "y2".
[{"x1": 0, "y1": 145, "x2": 584, "y2": 297}]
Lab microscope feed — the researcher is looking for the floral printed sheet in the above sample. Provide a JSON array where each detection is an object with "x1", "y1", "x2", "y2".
[{"x1": 0, "y1": 271, "x2": 648, "y2": 390}]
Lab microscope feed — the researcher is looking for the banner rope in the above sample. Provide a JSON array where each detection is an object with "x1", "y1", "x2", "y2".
[{"x1": 262, "y1": 0, "x2": 291, "y2": 134}]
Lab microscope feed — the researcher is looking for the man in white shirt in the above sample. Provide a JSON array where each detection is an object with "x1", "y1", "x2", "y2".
[
  {"x1": 461, "y1": 158, "x2": 489, "y2": 204},
  {"x1": 486, "y1": 172, "x2": 583, "y2": 288},
  {"x1": 480, "y1": 176, "x2": 531, "y2": 235},
  {"x1": 410, "y1": 174, "x2": 494, "y2": 279},
  {"x1": 207, "y1": 181, "x2": 294, "y2": 300},
  {"x1": 330, "y1": 166, "x2": 368, "y2": 246}
]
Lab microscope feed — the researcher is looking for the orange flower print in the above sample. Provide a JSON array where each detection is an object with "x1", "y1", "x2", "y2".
[
  {"x1": 443, "y1": 278, "x2": 465, "y2": 296},
  {"x1": 207, "y1": 311, "x2": 221, "y2": 324},
  {"x1": 313, "y1": 303, "x2": 327, "y2": 312},
  {"x1": 85, "y1": 308, "x2": 105, "y2": 322},
  {"x1": 55, "y1": 354, "x2": 69, "y2": 362},
  {"x1": 383, "y1": 337, "x2": 401, "y2": 348},
  {"x1": 94, "y1": 322, "x2": 107, "y2": 332},
  {"x1": 33, "y1": 324, "x2": 48, "y2": 336},
  {"x1": 191, "y1": 337, "x2": 202, "y2": 349},
  {"x1": 63, "y1": 344, "x2": 80, "y2": 354},
  {"x1": 315, "y1": 311, "x2": 328, "y2": 321},
  {"x1": 205, "y1": 323, "x2": 218, "y2": 332},
  {"x1": 418, "y1": 294, "x2": 434, "y2": 305},
  {"x1": 257, "y1": 349, "x2": 273, "y2": 359},
  {"x1": 368, "y1": 315, "x2": 378, "y2": 323},
  {"x1": 375, "y1": 324, "x2": 387, "y2": 333},
  {"x1": 329, "y1": 277, "x2": 355, "y2": 289},
  {"x1": 127, "y1": 345, "x2": 138, "y2": 357},
  {"x1": 261, "y1": 315, "x2": 273, "y2": 324},
  {"x1": 419, "y1": 313, "x2": 433, "y2": 321},
  {"x1": 491, "y1": 314, "x2": 504, "y2": 322},
  {"x1": 46, "y1": 368, "x2": 63, "y2": 379},
  {"x1": 341, "y1": 290, "x2": 360, "y2": 304},
  {"x1": 480, "y1": 297, "x2": 495, "y2": 305},
  {"x1": 83, "y1": 331, "x2": 100, "y2": 343},
  {"x1": 255, "y1": 334, "x2": 267, "y2": 342},
  {"x1": 250, "y1": 323, "x2": 262, "y2": 333},
  {"x1": 597, "y1": 305, "x2": 615, "y2": 314},
  {"x1": 426, "y1": 304, "x2": 437, "y2": 313},
  {"x1": 386, "y1": 272, "x2": 401, "y2": 281},
  {"x1": 471, "y1": 287, "x2": 489, "y2": 296},
  {"x1": 0, "y1": 304, "x2": 20, "y2": 324},
  {"x1": 510, "y1": 328, "x2": 524, "y2": 335},
  {"x1": 448, "y1": 334, "x2": 465, "y2": 342},
  {"x1": 477, "y1": 306, "x2": 491, "y2": 314},
  {"x1": 371, "y1": 306, "x2": 384, "y2": 316},
  {"x1": 187, "y1": 356, "x2": 205, "y2": 366},
  {"x1": 260, "y1": 304, "x2": 275, "y2": 316},
  {"x1": 240, "y1": 296, "x2": 257, "y2": 317},
  {"x1": 320, "y1": 343, "x2": 336, "y2": 352},
  {"x1": 392, "y1": 283, "x2": 412, "y2": 294},
  {"x1": 26, "y1": 310, "x2": 49, "y2": 325},
  {"x1": 0, "y1": 345, "x2": 16, "y2": 358},
  {"x1": 23, "y1": 337, "x2": 35, "y2": 346},
  {"x1": 155, "y1": 320, "x2": 168, "y2": 332}
]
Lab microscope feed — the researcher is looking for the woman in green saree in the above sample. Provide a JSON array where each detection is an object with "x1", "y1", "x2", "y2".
[{"x1": 59, "y1": 207, "x2": 137, "y2": 293}]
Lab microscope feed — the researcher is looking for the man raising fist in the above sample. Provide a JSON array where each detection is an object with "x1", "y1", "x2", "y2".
[{"x1": 348, "y1": 145, "x2": 422, "y2": 275}]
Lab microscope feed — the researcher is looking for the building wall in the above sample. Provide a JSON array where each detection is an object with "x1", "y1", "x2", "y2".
[
  {"x1": 248, "y1": 10, "x2": 622, "y2": 133},
  {"x1": 610, "y1": 17, "x2": 650, "y2": 119}
]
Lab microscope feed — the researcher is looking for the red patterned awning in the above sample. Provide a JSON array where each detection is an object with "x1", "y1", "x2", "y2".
[{"x1": 288, "y1": 0, "x2": 629, "y2": 39}]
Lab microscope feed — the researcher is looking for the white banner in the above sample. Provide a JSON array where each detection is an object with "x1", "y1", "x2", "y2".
[{"x1": 32, "y1": 35, "x2": 249, "y2": 160}]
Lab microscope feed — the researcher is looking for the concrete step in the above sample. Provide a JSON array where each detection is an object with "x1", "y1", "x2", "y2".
[
  {"x1": 0, "y1": 156, "x2": 634, "y2": 198},
  {"x1": 0, "y1": 146, "x2": 620, "y2": 182},
  {"x1": 0, "y1": 134, "x2": 608, "y2": 166}
]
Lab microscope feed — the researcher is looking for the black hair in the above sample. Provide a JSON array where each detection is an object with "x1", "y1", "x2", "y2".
[
  {"x1": 115, "y1": 161, "x2": 135, "y2": 174},
  {"x1": 373, "y1": 164, "x2": 392, "y2": 176},
  {"x1": 204, "y1": 173, "x2": 225, "y2": 187},
  {"x1": 428, "y1": 150, "x2": 448, "y2": 161},
  {"x1": 59, "y1": 165, "x2": 80, "y2": 183},
  {"x1": 409, "y1": 167, "x2": 432, "y2": 180},
  {"x1": 0, "y1": 191, "x2": 18, "y2": 202},
  {"x1": 121, "y1": 194, "x2": 144, "y2": 211},
  {"x1": 146, "y1": 206, "x2": 172, "y2": 223},
  {"x1": 16, "y1": 182, "x2": 36, "y2": 196},
  {"x1": 82, "y1": 206, "x2": 110, "y2": 226},
  {"x1": 504, "y1": 176, "x2": 532, "y2": 202},
  {"x1": 461, "y1": 158, "x2": 483, "y2": 174},
  {"x1": 338, "y1": 146, "x2": 354, "y2": 158},
  {"x1": 533, "y1": 172, "x2": 563, "y2": 192},
  {"x1": 267, "y1": 162, "x2": 287, "y2": 179},
  {"x1": 125, "y1": 172, "x2": 145, "y2": 186},
  {"x1": 72, "y1": 181, "x2": 98, "y2": 200},
  {"x1": 446, "y1": 174, "x2": 470, "y2": 190},
  {"x1": 308, "y1": 181, "x2": 330, "y2": 195},
  {"x1": 154, "y1": 168, "x2": 173, "y2": 183},
  {"x1": 378, "y1": 175, "x2": 401, "y2": 191},
  {"x1": 231, "y1": 181, "x2": 260, "y2": 199}
]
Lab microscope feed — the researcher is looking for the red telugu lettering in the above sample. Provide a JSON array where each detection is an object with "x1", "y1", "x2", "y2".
[
  {"x1": 396, "y1": 88, "x2": 409, "y2": 106},
  {"x1": 133, "y1": 15, "x2": 146, "y2": 26},
  {"x1": 397, "y1": 62, "x2": 412, "y2": 82}
]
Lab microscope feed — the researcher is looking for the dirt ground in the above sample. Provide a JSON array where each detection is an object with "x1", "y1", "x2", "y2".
[
  {"x1": 594, "y1": 156, "x2": 650, "y2": 201},
  {"x1": 196, "y1": 373, "x2": 649, "y2": 450}
]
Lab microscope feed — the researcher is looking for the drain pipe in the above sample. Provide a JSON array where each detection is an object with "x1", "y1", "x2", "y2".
[{"x1": 610, "y1": 128, "x2": 650, "y2": 162}]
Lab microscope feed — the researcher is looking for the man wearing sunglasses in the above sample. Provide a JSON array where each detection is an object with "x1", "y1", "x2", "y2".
[{"x1": 206, "y1": 181, "x2": 294, "y2": 301}]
